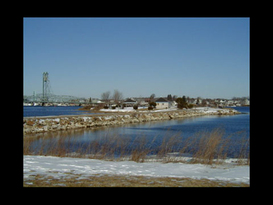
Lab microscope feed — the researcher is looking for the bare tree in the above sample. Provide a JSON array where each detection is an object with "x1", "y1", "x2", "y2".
[
  {"x1": 167, "y1": 94, "x2": 173, "y2": 101},
  {"x1": 113, "y1": 89, "x2": 123, "y2": 105},
  {"x1": 101, "y1": 91, "x2": 111, "y2": 105},
  {"x1": 150, "y1": 94, "x2": 156, "y2": 102}
]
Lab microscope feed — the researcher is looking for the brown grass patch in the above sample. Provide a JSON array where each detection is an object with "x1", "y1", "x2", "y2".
[{"x1": 23, "y1": 174, "x2": 249, "y2": 187}]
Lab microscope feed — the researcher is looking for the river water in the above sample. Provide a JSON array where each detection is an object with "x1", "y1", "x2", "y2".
[
  {"x1": 24, "y1": 107, "x2": 249, "y2": 159},
  {"x1": 23, "y1": 106, "x2": 92, "y2": 117}
]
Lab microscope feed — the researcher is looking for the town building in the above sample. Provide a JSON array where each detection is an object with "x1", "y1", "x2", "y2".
[
  {"x1": 123, "y1": 98, "x2": 137, "y2": 107},
  {"x1": 155, "y1": 97, "x2": 171, "y2": 109}
]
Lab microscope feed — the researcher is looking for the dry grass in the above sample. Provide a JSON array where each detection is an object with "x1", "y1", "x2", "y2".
[
  {"x1": 24, "y1": 128, "x2": 249, "y2": 187},
  {"x1": 23, "y1": 174, "x2": 249, "y2": 187},
  {"x1": 191, "y1": 128, "x2": 228, "y2": 164},
  {"x1": 23, "y1": 128, "x2": 249, "y2": 165}
]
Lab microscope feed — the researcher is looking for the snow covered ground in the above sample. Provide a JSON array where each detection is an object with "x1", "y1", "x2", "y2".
[
  {"x1": 100, "y1": 107, "x2": 151, "y2": 112},
  {"x1": 99, "y1": 107, "x2": 236, "y2": 114},
  {"x1": 24, "y1": 155, "x2": 249, "y2": 185},
  {"x1": 100, "y1": 107, "x2": 179, "y2": 113},
  {"x1": 194, "y1": 107, "x2": 228, "y2": 113},
  {"x1": 100, "y1": 107, "x2": 136, "y2": 112}
]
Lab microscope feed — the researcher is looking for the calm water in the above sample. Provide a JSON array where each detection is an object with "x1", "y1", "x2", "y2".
[
  {"x1": 23, "y1": 106, "x2": 93, "y2": 117},
  {"x1": 25, "y1": 107, "x2": 249, "y2": 158}
]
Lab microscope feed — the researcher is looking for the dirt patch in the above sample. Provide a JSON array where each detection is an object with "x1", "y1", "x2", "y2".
[{"x1": 23, "y1": 174, "x2": 249, "y2": 187}]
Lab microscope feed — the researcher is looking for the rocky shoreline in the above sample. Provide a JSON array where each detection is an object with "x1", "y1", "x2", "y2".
[{"x1": 23, "y1": 108, "x2": 240, "y2": 134}]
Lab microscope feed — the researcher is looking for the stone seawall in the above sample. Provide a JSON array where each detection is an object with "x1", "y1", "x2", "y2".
[{"x1": 23, "y1": 108, "x2": 240, "y2": 134}]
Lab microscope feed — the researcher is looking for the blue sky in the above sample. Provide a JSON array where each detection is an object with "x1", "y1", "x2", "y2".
[{"x1": 24, "y1": 17, "x2": 249, "y2": 99}]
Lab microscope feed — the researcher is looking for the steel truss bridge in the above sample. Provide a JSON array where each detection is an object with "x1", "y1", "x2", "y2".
[
  {"x1": 23, "y1": 93, "x2": 87, "y2": 104},
  {"x1": 24, "y1": 72, "x2": 87, "y2": 104}
]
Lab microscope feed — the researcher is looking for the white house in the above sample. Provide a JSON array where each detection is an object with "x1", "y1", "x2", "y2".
[{"x1": 155, "y1": 97, "x2": 171, "y2": 109}]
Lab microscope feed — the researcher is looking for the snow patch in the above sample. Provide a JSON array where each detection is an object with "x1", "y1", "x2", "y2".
[
  {"x1": 82, "y1": 117, "x2": 92, "y2": 121},
  {"x1": 104, "y1": 116, "x2": 114, "y2": 120},
  {"x1": 100, "y1": 107, "x2": 136, "y2": 112},
  {"x1": 24, "y1": 155, "x2": 249, "y2": 184},
  {"x1": 52, "y1": 118, "x2": 60, "y2": 122}
]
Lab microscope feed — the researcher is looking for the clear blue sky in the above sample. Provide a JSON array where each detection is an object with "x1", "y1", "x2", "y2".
[{"x1": 23, "y1": 17, "x2": 249, "y2": 99}]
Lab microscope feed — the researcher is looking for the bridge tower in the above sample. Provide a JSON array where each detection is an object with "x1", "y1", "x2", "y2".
[{"x1": 42, "y1": 72, "x2": 50, "y2": 103}]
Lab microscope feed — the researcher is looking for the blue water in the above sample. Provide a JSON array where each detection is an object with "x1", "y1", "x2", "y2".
[
  {"x1": 26, "y1": 107, "x2": 249, "y2": 158},
  {"x1": 105, "y1": 107, "x2": 249, "y2": 137},
  {"x1": 23, "y1": 106, "x2": 93, "y2": 117},
  {"x1": 93, "y1": 107, "x2": 249, "y2": 157}
]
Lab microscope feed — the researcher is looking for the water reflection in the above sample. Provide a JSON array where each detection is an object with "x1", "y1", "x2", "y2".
[{"x1": 24, "y1": 107, "x2": 249, "y2": 159}]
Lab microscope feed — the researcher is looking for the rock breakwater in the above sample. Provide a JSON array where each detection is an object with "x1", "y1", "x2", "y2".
[{"x1": 23, "y1": 108, "x2": 240, "y2": 134}]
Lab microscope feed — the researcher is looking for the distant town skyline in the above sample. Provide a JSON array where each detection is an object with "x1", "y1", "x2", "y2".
[{"x1": 24, "y1": 17, "x2": 249, "y2": 99}]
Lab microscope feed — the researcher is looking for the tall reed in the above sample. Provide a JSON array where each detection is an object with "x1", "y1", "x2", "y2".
[
  {"x1": 23, "y1": 127, "x2": 249, "y2": 165},
  {"x1": 191, "y1": 128, "x2": 227, "y2": 164}
]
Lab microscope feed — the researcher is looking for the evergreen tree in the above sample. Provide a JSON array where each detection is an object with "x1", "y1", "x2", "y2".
[{"x1": 176, "y1": 96, "x2": 188, "y2": 109}]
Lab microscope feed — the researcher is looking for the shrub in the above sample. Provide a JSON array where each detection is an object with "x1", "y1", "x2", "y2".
[
  {"x1": 188, "y1": 104, "x2": 194, "y2": 109},
  {"x1": 103, "y1": 105, "x2": 109, "y2": 109},
  {"x1": 176, "y1": 96, "x2": 188, "y2": 109},
  {"x1": 149, "y1": 102, "x2": 156, "y2": 108},
  {"x1": 148, "y1": 106, "x2": 153, "y2": 110},
  {"x1": 133, "y1": 105, "x2": 138, "y2": 110}
]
